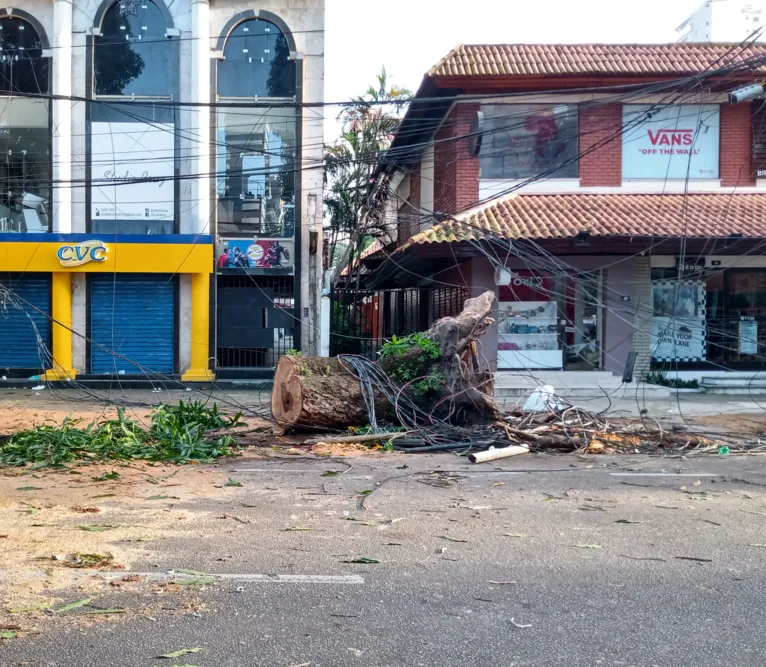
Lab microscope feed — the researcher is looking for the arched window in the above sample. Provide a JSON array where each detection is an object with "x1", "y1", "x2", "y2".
[
  {"x1": 90, "y1": 0, "x2": 177, "y2": 235},
  {"x1": 216, "y1": 17, "x2": 297, "y2": 243},
  {"x1": 0, "y1": 15, "x2": 48, "y2": 94},
  {"x1": 0, "y1": 15, "x2": 50, "y2": 233},
  {"x1": 94, "y1": 0, "x2": 174, "y2": 97},
  {"x1": 218, "y1": 18, "x2": 296, "y2": 99}
]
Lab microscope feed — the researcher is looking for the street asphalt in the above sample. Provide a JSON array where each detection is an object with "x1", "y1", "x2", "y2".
[{"x1": 2, "y1": 451, "x2": 766, "y2": 666}]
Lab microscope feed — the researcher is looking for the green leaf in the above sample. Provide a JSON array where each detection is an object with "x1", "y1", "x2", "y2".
[
  {"x1": 503, "y1": 533, "x2": 528, "y2": 538},
  {"x1": 438, "y1": 536, "x2": 468, "y2": 543},
  {"x1": 146, "y1": 495, "x2": 177, "y2": 500},
  {"x1": 358, "y1": 490, "x2": 372, "y2": 495},
  {"x1": 92, "y1": 494, "x2": 117, "y2": 499},
  {"x1": 52, "y1": 598, "x2": 91, "y2": 613},
  {"x1": 92, "y1": 471, "x2": 120, "y2": 481},
  {"x1": 156, "y1": 648, "x2": 203, "y2": 659},
  {"x1": 8, "y1": 602, "x2": 51, "y2": 613},
  {"x1": 86, "y1": 608, "x2": 126, "y2": 615},
  {"x1": 342, "y1": 557, "x2": 379, "y2": 564},
  {"x1": 573, "y1": 544, "x2": 603, "y2": 549},
  {"x1": 16, "y1": 486, "x2": 42, "y2": 491},
  {"x1": 175, "y1": 568, "x2": 210, "y2": 576},
  {"x1": 321, "y1": 470, "x2": 339, "y2": 477},
  {"x1": 283, "y1": 526, "x2": 312, "y2": 532},
  {"x1": 224, "y1": 478, "x2": 243, "y2": 487},
  {"x1": 171, "y1": 578, "x2": 215, "y2": 586},
  {"x1": 0, "y1": 631, "x2": 17, "y2": 639},
  {"x1": 78, "y1": 525, "x2": 114, "y2": 532},
  {"x1": 615, "y1": 519, "x2": 641, "y2": 524}
]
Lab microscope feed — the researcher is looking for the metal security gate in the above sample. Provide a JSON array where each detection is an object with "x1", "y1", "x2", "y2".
[
  {"x1": 216, "y1": 274, "x2": 295, "y2": 371},
  {"x1": 330, "y1": 286, "x2": 468, "y2": 359},
  {"x1": 90, "y1": 275, "x2": 175, "y2": 375},
  {"x1": 0, "y1": 274, "x2": 50, "y2": 372}
]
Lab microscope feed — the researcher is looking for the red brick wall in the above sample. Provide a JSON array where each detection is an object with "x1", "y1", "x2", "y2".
[
  {"x1": 720, "y1": 103, "x2": 756, "y2": 187},
  {"x1": 579, "y1": 104, "x2": 622, "y2": 187},
  {"x1": 433, "y1": 103, "x2": 481, "y2": 216}
]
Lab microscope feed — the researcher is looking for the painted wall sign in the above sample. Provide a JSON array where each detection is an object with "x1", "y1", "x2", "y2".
[
  {"x1": 217, "y1": 239, "x2": 294, "y2": 269},
  {"x1": 622, "y1": 104, "x2": 720, "y2": 179},
  {"x1": 91, "y1": 121, "x2": 174, "y2": 221},
  {"x1": 57, "y1": 241, "x2": 108, "y2": 267}
]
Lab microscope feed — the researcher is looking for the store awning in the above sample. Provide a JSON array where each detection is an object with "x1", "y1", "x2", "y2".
[{"x1": 404, "y1": 193, "x2": 766, "y2": 247}]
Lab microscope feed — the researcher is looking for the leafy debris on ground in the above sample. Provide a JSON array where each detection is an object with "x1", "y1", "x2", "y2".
[
  {"x1": 0, "y1": 401, "x2": 242, "y2": 467},
  {"x1": 156, "y1": 648, "x2": 203, "y2": 659}
]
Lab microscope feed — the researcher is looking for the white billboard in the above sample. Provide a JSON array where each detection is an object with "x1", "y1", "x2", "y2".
[
  {"x1": 622, "y1": 104, "x2": 720, "y2": 179},
  {"x1": 91, "y1": 121, "x2": 174, "y2": 221}
]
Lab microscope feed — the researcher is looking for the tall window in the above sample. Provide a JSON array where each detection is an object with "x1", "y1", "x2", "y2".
[
  {"x1": 0, "y1": 16, "x2": 50, "y2": 233},
  {"x1": 216, "y1": 18, "x2": 297, "y2": 269},
  {"x1": 480, "y1": 104, "x2": 579, "y2": 180},
  {"x1": 91, "y1": 0, "x2": 177, "y2": 234}
]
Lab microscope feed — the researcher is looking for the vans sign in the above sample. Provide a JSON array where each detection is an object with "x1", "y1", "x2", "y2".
[{"x1": 622, "y1": 104, "x2": 720, "y2": 180}]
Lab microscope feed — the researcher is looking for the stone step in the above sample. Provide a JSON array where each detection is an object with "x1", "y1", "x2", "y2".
[
  {"x1": 494, "y1": 384, "x2": 672, "y2": 399},
  {"x1": 700, "y1": 377, "x2": 766, "y2": 395}
]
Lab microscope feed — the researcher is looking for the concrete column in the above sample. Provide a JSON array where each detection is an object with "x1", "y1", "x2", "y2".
[
  {"x1": 52, "y1": 0, "x2": 73, "y2": 233},
  {"x1": 181, "y1": 273, "x2": 214, "y2": 381},
  {"x1": 190, "y1": 0, "x2": 211, "y2": 235},
  {"x1": 44, "y1": 272, "x2": 75, "y2": 380}
]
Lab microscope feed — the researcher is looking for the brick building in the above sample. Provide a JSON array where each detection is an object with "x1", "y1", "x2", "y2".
[{"x1": 364, "y1": 43, "x2": 766, "y2": 388}]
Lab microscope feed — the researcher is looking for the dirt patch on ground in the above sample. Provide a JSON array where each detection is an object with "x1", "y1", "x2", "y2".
[
  {"x1": 686, "y1": 412, "x2": 766, "y2": 437},
  {"x1": 0, "y1": 461, "x2": 232, "y2": 612}
]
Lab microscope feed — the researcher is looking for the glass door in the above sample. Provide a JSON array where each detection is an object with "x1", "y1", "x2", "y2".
[
  {"x1": 565, "y1": 271, "x2": 603, "y2": 371},
  {"x1": 726, "y1": 270, "x2": 766, "y2": 365}
]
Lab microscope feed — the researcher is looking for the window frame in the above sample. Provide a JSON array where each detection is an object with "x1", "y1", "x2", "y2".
[
  {"x1": 87, "y1": 0, "x2": 180, "y2": 235},
  {"x1": 0, "y1": 12, "x2": 52, "y2": 234}
]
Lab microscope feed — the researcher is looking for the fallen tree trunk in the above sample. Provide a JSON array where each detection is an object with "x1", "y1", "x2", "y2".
[
  {"x1": 271, "y1": 356, "x2": 394, "y2": 430},
  {"x1": 272, "y1": 291, "x2": 502, "y2": 431}
]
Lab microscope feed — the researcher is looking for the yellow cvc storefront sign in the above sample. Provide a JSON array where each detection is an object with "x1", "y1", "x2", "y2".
[{"x1": 57, "y1": 240, "x2": 108, "y2": 267}]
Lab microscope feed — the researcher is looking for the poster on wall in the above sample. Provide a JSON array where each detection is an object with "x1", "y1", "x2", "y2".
[
  {"x1": 739, "y1": 317, "x2": 758, "y2": 355},
  {"x1": 91, "y1": 122, "x2": 175, "y2": 221},
  {"x1": 622, "y1": 104, "x2": 720, "y2": 179},
  {"x1": 217, "y1": 239, "x2": 294, "y2": 269},
  {"x1": 650, "y1": 281, "x2": 706, "y2": 361}
]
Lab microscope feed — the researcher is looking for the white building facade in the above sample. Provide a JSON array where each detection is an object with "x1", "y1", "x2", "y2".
[
  {"x1": 0, "y1": 0, "x2": 324, "y2": 381},
  {"x1": 677, "y1": 0, "x2": 766, "y2": 42}
]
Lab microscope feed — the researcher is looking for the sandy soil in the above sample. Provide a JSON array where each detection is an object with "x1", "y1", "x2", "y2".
[{"x1": 0, "y1": 459, "x2": 243, "y2": 622}]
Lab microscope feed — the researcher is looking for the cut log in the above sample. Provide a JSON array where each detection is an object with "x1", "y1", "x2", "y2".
[{"x1": 271, "y1": 356, "x2": 393, "y2": 431}]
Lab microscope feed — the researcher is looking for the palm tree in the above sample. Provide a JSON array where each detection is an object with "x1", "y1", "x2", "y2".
[{"x1": 324, "y1": 68, "x2": 410, "y2": 274}]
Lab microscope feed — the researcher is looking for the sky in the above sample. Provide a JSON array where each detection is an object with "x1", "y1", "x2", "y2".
[{"x1": 323, "y1": 0, "x2": 706, "y2": 140}]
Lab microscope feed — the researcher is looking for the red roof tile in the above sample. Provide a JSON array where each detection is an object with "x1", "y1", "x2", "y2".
[
  {"x1": 407, "y1": 193, "x2": 766, "y2": 244},
  {"x1": 428, "y1": 43, "x2": 766, "y2": 78}
]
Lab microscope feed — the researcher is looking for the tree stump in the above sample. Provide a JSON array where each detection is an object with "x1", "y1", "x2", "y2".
[{"x1": 271, "y1": 356, "x2": 393, "y2": 430}]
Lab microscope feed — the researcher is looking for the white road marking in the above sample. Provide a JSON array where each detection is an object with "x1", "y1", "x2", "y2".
[
  {"x1": 610, "y1": 473, "x2": 719, "y2": 477},
  {"x1": 97, "y1": 572, "x2": 364, "y2": 585}
]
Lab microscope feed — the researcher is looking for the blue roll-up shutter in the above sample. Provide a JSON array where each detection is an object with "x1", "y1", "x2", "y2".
[
  {"x1": 90, "y1": 275, "x2": 175, "y2": 374},
  {"x1": 0, "y1": 275, "x2": 51, "y2": 370}
]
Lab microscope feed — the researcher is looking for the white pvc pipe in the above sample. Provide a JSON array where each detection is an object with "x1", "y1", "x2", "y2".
[{"x1": 468, "y1": 445, "x2": 530, "y2": 464}]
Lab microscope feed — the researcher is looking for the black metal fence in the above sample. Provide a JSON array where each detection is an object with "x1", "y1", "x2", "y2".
[{"x1": 330, "y1": 286, "x2": 469, "y2": 359}]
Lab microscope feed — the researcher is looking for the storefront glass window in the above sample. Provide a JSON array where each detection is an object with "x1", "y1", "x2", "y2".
[
  {"x1": 91, "y1": 1, "x2": 177, "y2": 234},
  {"x1": 0, "y1": 17, "x2": 50, "y2": 234},
  {"x1": 216, "y1": 106, "x2": 296, "y2": 239},
  {"x1": 216, "y1": 18, "x2": 297, "y2": 272},
  {"x1": 480, "y1": 104, "x2": 579, "y2": 180},
  {"x1": 650, "y1": 266, "x2": 766, "y2": 366}
]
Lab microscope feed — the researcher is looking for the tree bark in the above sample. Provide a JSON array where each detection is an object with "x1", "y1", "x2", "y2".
[{"x1": 271, "y1": 356, "x2": 393, "y2": 430}]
